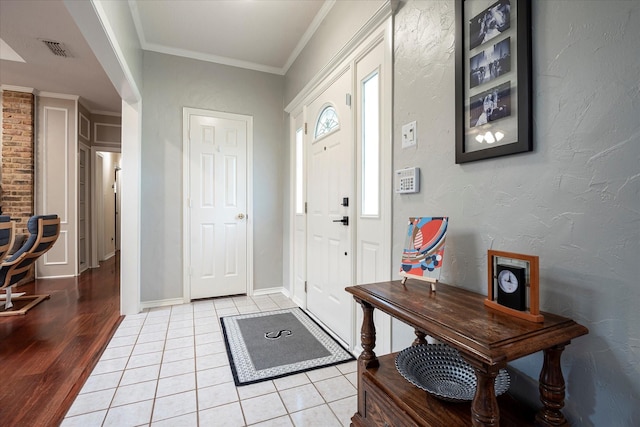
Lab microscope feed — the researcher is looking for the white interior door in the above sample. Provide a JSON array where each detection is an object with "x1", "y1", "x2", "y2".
[
  {"x1": 187, "y1": 110, "x2": 249, "y2": 299},
  {"x1": 306, "y1": 69, "x2": 353, "y2": 344}
]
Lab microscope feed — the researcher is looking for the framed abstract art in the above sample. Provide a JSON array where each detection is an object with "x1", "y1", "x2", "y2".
[{"x1": 399, "y1": 217, "x2": 449, "y2": 292}]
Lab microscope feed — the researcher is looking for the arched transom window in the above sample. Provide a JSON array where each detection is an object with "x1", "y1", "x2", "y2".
[{"x1": 314, "y1": 105, "x2": 339, "y2": 139}]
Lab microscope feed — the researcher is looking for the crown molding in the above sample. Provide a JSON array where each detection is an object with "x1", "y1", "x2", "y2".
[{"x1": 0, "y1": 85, "x2": 36, "y2": 94}]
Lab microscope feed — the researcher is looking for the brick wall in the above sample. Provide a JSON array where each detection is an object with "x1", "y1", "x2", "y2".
[{"x1": 1, "y1": 90, "x2": 34, "y2": 237}]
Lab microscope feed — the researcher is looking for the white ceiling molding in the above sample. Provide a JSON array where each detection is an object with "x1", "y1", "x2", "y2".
[
  {"x1": 127, "y1": 0, "x2": 333, "y2": 76},
  {"x1": 282, "y1": 0, "x2": 336, "y2": 74},
  {"x1": 285, "y1": 0, "x2": 395, "y2": 114},
  {"x1": 0, "y1": 38, "x2": 25, "y2": 62},
  {"x1": 38, "y1": 92, "x2": 80, "y2": 101},
  {"x1": 0, "y1": 85, "x2": 36, "y2": 94},
  {"x1": 142, "y1": 41, "x2": 285, "y2": 75}
]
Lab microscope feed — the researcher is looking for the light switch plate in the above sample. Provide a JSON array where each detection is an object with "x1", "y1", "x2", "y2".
[{"x1": 402, "y1": 121, "x2": 417, "y2": 148}]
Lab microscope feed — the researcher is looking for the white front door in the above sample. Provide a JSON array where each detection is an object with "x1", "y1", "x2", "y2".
[
  {"x1": 186, "y1": 110, "x2": 250, "y2": 299},
  {"x1": 306, "y1": 69, "x2": 353, "y2": 344}
]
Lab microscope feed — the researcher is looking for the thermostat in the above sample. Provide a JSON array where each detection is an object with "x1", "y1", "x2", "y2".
[{"x1": 395, "y1": 167, "x2": 420, "y2": 194}]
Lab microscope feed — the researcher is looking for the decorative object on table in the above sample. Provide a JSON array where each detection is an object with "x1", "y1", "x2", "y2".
[
  {"x1": 220, "y1": 308, "x2": 354, "y2": 386},
  {"x1": 485, "y1": 249, "x2": 543, "y2": 322},
  {"x1": 399, "y1": 217, "x2": 448, "y2": 292},
  {"x1": 455, "y1": 0, "x2": 532, "y2": 163},
  {"x1": 395, "y1": 343, "x2": 510, "y2": 402}
]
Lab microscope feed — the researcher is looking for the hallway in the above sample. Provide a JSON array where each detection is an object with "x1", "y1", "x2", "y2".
[{"x1": 0, "y1": 254, "x2": 122, "y2": 426}]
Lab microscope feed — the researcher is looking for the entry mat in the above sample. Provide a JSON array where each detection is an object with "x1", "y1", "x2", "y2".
[{"x1": 221, "y1": 308, "x2": 355, "y2": 386}]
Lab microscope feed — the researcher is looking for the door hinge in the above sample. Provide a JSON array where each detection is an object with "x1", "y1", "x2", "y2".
[
  {"x1": 304, "y1": 123, "x2": 308, "y2": 135},
  {"x1": 305, "y1": 202, "x2": 307, "y2": 214},
  {"x1": 304, "y1": 281, "x2": 307, "y2": 293},
  {"x1": 346, "y1": 93, "x2": 352, "y2": 107}
]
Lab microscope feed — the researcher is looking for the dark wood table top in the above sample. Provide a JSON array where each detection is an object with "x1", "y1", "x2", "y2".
[{"x1": 346, "y1": 280, "x2": 588, "y2": 367}]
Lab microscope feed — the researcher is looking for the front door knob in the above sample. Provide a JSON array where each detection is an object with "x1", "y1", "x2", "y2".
[
  {"x1": 332, "y1": 216, "x2": 349, "y2": 226},
  {"x1": 237, "y1": 213, "x2": 245, "y2": 220}
]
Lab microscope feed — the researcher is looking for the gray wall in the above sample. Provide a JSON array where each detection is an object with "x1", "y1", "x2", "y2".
[
  {"x1": 284, "y1": 0, "x2": 386, "y2": 106},
  {"x1": 140, "y1": 51, "x2": 285, "y2": 302},
  {"x1": 393, "y1": 1, "x2": 639, "y2": 425}
]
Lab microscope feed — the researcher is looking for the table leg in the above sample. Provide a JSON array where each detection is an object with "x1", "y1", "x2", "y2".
[
  {"x1": 412, "y1": 329, "x2": 427, "y2": 346},
  {"x1": 536, "y1": 343, "x2": 569, "y2": 426},
  {"x1": 355, "y1": 299, "x2": 378, "y2": 420},
  {"x1": 471, "y1": 367, "x2": 500, "y2": 427}
]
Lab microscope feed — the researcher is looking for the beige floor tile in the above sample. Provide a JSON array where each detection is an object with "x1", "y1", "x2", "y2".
[
  {"x1": 328, "y1": 395, "x2": 357, "y2": 426},
  {"x1": 196, "y1": 351, "x2": 228, "y2": 370},
  {"x1": 120, "y1": 364, "x2": 161, "y2": 386},
  {"x1": 162, "y1": 346, "x2": 195, "y2": 363},
  {"x1": 289, "y1": 404, "x2": 341, "y2": 427},
  {"x1": 156, "y1": 372, "x2": 196, "y2": 398},
  {"x1": 60, "y1": 410, "x2": 107, "y2": 427},
  {"x1": 91, "y1": 357, "x2": 129, "y2": 375},
  {"x1": 273, "y1": 373, "x2": 310, "y2": 391},
  {"x1": 152, "y1": 390, "x2": 197, "y2": 422},
  {"x1": 150, "y1": 411, "x2": 198, "y2": 427},
  {"x1": 165, "y1": 336, "x2": 194, "y2": 350},
  {"x1": 126, "y1": 351, "x2": 163, "y2": 369},
  {"x1": 111, "y1": 380, "x2": 158, "y2": 407},
  {"x1": 65, "y1": 388, "x2": 116, "y2": 417},
  {"x1": 160, "y1": 358, "x2": 195, "y2": 378},
  {"x1": 199, "y1": 401, "x2": 245, "y2": 426},
  {"x1": 250, "y1": 415, "x2": 294, "y2": 427},
  {"x1": 103, "y1": 400, "x2": 154, "y2": 427},
  {"x1": 197, "y1": 381, "x2": 239, "y2": 410},
  {"x1": 236, "y1": 380, "x2": 276, "y2": 400},
  {"x1": 197, "y1": 366, "x2": 234, "y2": 388},
  {"x1": 305, "y1": 366, "x2": 341, "y2": 383},
  {"x1": 132, "y1": 340, "x2": 165, "y2": 356},
  {"x1": 336, "y1": 361, "x2": 357, "y2": 375},
  {"x1": 313, "y1": 376, "x2": 356, "y2": 403},
  {"x1": 80, "y1": 371, "x2": 122, "y2": 394},
  {"x1": 241, "y1": 392, "x2": 287, "y2": 425},
  {"x1": 278, "y1": 383, "x2": 324, "y2": 413}
]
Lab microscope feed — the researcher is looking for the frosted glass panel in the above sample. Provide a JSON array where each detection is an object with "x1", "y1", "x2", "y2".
[
  {"x1": 362, "y1": 72, "x2": 380, "y2": 216},
  {"x1": 296, "y1": 128, "x2": 304, "y2": 214}
]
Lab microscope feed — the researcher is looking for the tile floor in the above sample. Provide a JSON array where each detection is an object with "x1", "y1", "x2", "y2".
[{"x1": 62, "y1": 293, "x2": 358, "y2": 427}]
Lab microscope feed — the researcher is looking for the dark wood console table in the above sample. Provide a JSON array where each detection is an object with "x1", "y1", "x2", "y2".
[{"x1": 346, "y1": 280, "x2": 588, "y2": 427}]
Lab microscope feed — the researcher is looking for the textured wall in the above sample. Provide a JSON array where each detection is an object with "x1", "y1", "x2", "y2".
[
  {"x1": 140, "y1": 52, "x2": 285, "y2": 302},
  {"x1": 393, "y1": 1, "x2": 639, "y2": 425}
]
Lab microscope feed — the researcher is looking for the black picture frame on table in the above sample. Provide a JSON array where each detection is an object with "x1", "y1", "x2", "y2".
[{"x1": 455, "y1": 0, "x2": 532, "y2": 164}]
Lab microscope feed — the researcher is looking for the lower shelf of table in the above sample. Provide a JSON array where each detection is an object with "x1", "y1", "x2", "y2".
[{"x1": 352, "y1": 353, "x2": 537, "y2": 427}]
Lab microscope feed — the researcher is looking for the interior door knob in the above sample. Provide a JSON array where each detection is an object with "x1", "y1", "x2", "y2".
[{"x1": 237, "y1": 213, "x2": 245, "y2": 219}]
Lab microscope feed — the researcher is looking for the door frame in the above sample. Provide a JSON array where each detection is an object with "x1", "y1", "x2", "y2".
[
  {"x1": 182, "y1": 107, "x2": 254, "y2": 303},
  {"x1": 78, "y1": 142, "x2": 91, "y2": 273},
  {"x1": 286, "y1": 17, "x2": 394, "y2": 353},
  {"x1": 91, "y1": 145, "x2": 121, "y2": 268}
]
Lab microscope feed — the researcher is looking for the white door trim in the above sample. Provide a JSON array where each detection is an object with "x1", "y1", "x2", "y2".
[
  {"x1": 287, "y1": 18, "x2": 394, "y2": 353},
  {"x1": 182, "y1": 107, "x2": 254, "y2": 303},
  {"x1": 90, "y1": 145, "x2": 121, "y2": 269}
]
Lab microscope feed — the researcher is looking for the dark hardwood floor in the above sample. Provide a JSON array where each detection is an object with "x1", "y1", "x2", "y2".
[{"x1": 0, "y1": 253, "x2": 122, "y2": 427}]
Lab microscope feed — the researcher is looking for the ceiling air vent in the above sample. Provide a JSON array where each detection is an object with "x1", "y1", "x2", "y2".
[{"x1": 41, "y1": 39, "x2": 70, "y2": 58}]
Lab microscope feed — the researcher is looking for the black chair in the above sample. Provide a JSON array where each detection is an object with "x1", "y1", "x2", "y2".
[
  {"x1": 0, "y1": 214, "x2": 60, "y2": 316},
  {"x1": 0, "y1": 215, "x2": 15, "y2": 261}
]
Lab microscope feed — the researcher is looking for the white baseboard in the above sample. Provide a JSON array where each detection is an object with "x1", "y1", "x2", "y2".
[
  {"x1": 251, "y1": 286, "x2": 286, "y2": 297},
  {"x1": 140, "y1": 298, "x2": 185, "y2": 310}
]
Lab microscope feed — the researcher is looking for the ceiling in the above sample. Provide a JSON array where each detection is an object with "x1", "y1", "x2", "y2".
[{"x1": 0, "y1": 0, "x2": 330, "y2": 114}]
